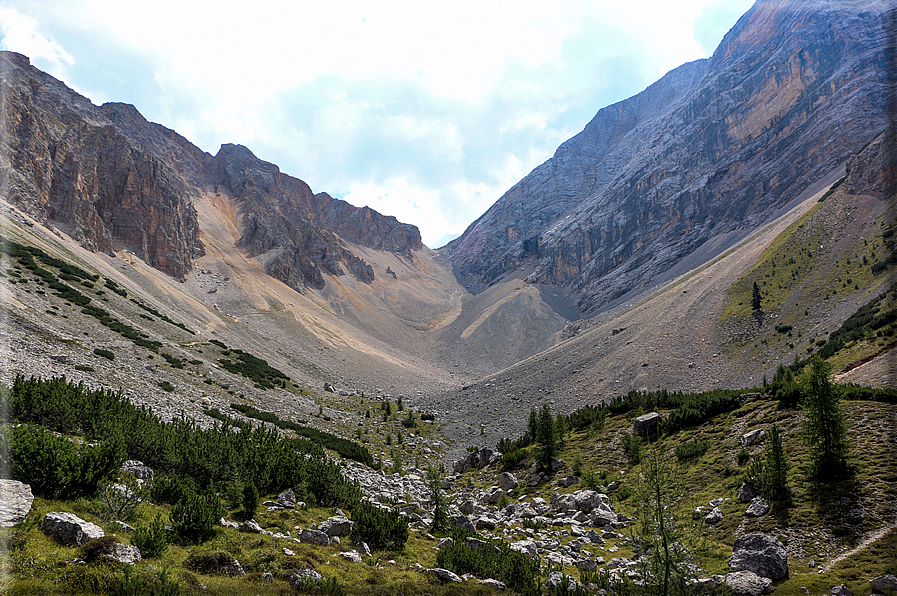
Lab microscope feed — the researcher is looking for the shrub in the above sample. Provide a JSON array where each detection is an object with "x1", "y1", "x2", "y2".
[
  {"x1": 75, "y1": 365, "x2": 95, "y2": 372},
  {"x1": 675, "y1": 439, "x2": 709, "y2": 462},
  {"x1": 93, "y1": 348, "x2": 115, "y2": 360},
  {"x1": 501, "y1": 448, "x2": 529, "y2": 470},
  {"x1": 111, "y1": 568, "x2": 179, "y2": 596},
  {"x1": 736, "y1": 449, "x2": 750, "y2": 466},
  {"x1": 350, "y1": 500, "x2": 409, "y2": 551},
  {"x1": 621, "y1": 433, "x2": 643, "y2": 465},
  {"x1": 8, "y1": 424, "x2": 124, "y2": 498},
  {"x1": 242, "y1": 481, "x2": 259, "y2": 519},
  {"x1": 98, "y1": 472, "x2": 149, "y2": 521},
  {"x1": 158, "y1": 381, "x2": 174, "y2": 392},
  {"x1": 132, "y1": 513, "x2": 169, "y2": 558},
  {"x1": 81, "y1": 535, "x2": 120, "y2": 564},
  {"x1": 435, "y1": 527, "x2": 539, "y2": 594},
  {"x1": 170, "y1": 492, "x2": 224, "y2": 543}
]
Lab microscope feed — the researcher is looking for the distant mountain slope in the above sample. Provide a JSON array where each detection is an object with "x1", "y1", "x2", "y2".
[
  {"x1": 0, "y1": 52, "x2": 421, "y2": 292},
  {"x1": 445, "y1": 0, "x2": 894, "y2": 315}
]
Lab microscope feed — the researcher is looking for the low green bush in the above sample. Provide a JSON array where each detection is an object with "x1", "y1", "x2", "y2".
[
  {"x1": 350, "y1": 500, "x2": 409, "y2": 551},
  {"x1": 436, "y1": 527, "x2": 539, "y2": 594},
  {"x1": 675, "y1": 439, "x2": 710, "y2": 462},
  {"x1": 93, "y1": 348, "x2": 115, "y2": 360},
  {"x1": 170, "y1": 492, "x2": 224, "y2": 543},
  {"x1": 132, "y1": 513, "x2": 169, "y2": 558}
]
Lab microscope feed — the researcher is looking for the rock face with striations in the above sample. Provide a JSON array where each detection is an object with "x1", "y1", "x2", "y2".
[
  {"x1": 445, "y1": 0, "x2": 893, "y2": 314},
  {"x1": 0, "y1": 51, "x2": 423, "y2": 291}
]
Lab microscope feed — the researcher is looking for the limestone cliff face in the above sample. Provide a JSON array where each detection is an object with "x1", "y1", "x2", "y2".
[
  {"x1": 210, "y1": 143, "x2": 421, "y2": 291},
  {"x1": 0, "y1": 52, "x2": 202, "y2": 279},
  {"x1": 0, "y1": 52, "x2": 423, "y2": 290},
  {"x1": 446, "y1": 0, "x2": 895, "y2": 314}
]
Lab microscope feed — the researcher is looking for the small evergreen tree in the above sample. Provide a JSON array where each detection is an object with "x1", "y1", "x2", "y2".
[
  {"x1": 802, "y1": 357, "x2": 850, "y2": 479},
  {"x1": 426, "y1": 467, "x2": 451, "y2": 534},
  {"x1": 242, "y1": 481, "x2": 259, "y2": 520},
  {"x1": 527, "y1": 408, "x2": 538, "y2": 445},
  {"x1": 751, "y1": 281, "x2": 763, "y2": 311},
  {"x1": 764, "y1": 424, "x2": 789, "y2": 505},
  {"x1": 536, "y1": 404, "x2": 559, "y2": 469}
]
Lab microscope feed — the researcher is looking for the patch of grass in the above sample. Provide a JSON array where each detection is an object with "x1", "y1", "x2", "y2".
[{"x1": 93, "y1": 348, "x2": 114, "y2": 360}]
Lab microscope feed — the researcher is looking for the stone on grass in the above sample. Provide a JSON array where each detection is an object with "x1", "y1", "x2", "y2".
[
  {"x1": 870, "y1": 574, "x2": 897, "y2": 592},
  {"x1": 634, "y1": 412, "x2": 661, "y2": 438},
  {"x1": 724, "y1": 570, "x2": 774, "y2": 596},
  {"x1": 340, "y1": 550, "x2": 362, "y2": 563},
  {"x1": 705, "y1": 507, "x2": 724, "y2": 525},
  {"x1": 479, "y1": 578, "x2": 506, "y2": 590},
  {"x1": 427, "y1": 568, "x2": 462, "y2": 583},
  {"x1": 0, "y1": 479, "x2": 34, "y2": 527},
  {"x1": 319, "y1": 516, "x2": 353, "y2": 537},
  {"x1": 741, "y1": 430, "x2": 766, "y2": 448},
  {"x1": 498, "y1": 472, "x2": 518, "y2": 491},
  {"x1": 745, "y1": 497, "x2": 770, "y2": 517},
  {"x1": 300, "y1": 528, "x2": 330, "y2": 546},
  {"x1": 238, "y1": 520, "x2": 263, "y2": 534},
  {"x1": 105, "y1": 543, "x2": 142, "y2": 565},
  {"x1": 42, "y1": 512, "x2": 104, "y2": 546},
  {"x1": 729, "y1": 533, "x2": 788, "y2": 581},
  {"x1": 289, "y1": 568, "x2": 323, "y2": 588}
]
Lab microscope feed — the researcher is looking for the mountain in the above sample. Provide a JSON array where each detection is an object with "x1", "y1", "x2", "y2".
[
  {"x1": 0, "y1": 51, "x2": 421, "y2": 293},
  {"x1": 445, "y1": 0, "x2": 894, "y2": 316}
]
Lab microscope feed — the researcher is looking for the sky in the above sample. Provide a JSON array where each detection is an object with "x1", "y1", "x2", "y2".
[{"x1": 0, "y1": 0, "x2": 754, "y2": 248}]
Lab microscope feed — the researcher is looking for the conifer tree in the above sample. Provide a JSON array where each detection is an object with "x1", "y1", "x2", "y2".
[
  {"x1": 802, "y1": 357, "x2": 849, "y2": 479},
  {"x1": 536, "y1": 404, "x2": 559, "y2": 468},
  {"x1": 751, "y1": 281, "x2": 763, "y2": 311}
]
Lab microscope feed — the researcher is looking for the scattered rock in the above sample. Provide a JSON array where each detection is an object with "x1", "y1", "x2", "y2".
[
  {"x1": 319, "y1": 516, "x2": 353, "y2": 537},
  {"x1": 426, "y1": 568, "x2": 462, "y2": 583},
  {"x1": 340, "y1": 550, "x2": 362, "y2": 563},
  {"x1": 358, "y1": 541, "x2": 371, "y2": 557},
  {"x1": 238, "y1": 520, "x2": 264, "y2": 534},
  {"x1": 498, "y1": 472, "x2": 518, "y2": 491},
  {"x1": 277, "y1": 488, "x2": 297, "y2": 508},
  {"x1": 479, "y1": 578, "x2": 506, "y2": 590},
  {"x1": 729, "y1": 533, "x2": 788, "y2": 581},
  {"x1": 42, "y1": 512, "x2": 104, "y2": 546},
  {"x1": 0, "y1": 479, "x2": 34, "y2": 527},
  {"x1": 546, "y1": 571, "x2": 579, "y2": 591},
  {"x1": 738, "y1": 482, "x2": 758, "y2": 503},
  {"x1": 300, "y1": 529, "x2": 330, "y2": 546},
  {"x1": 741, "y1": 430, "x2": 766, "y2": 448},
  {"x1": 437, "y1": 537, "x2": 454, "y2": 550},
  {"x1": 634, "y1": 412, "x2": 661, "y2": 438},
  {"x1": 745, "y1": 497, "x2": 770, "y2": 517},
  {"x1": 289, "y1": 568, "x2": 323, "y2": 588},
  {"x1": 104, "y1": 543, "x2": 142, "y2": 565},
  {"x1": 705, "y1": 507, "x2": 724, "y2": 525},
  {"x1": 870, "y1": 575, "x2": 897, "y2": 592},
  {"x1": 831, "y1": 585, "x2": 853, "y2": 596},
  {"x1": 724, "y1": 570, "x2": 774, "y2": 596},
  {"x1": 120, "y1": 460, "x2": 154, "y2": 481}
]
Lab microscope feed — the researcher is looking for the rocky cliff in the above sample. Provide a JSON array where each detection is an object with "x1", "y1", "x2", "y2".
[
  {"x1": 446, "y1": 0, "x2": 895, "y2": 314},
  {"x1": 0, "y1": 51, "x2": 423, "y2": 290}
]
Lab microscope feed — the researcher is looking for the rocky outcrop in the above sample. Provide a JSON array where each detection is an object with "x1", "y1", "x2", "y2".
[
  {"x1": 41, "y1": 511, "x2": 104, "y2": 546},
  {"x1": 0, "y1": 479, "x2": 33, "y2": 527},
  {"x1": 0, "y1": 51, "x2": 423, "y2": 292},
  {"x1": 446, "y1": 0, "x2": 893, "y2": 314},
  {"x1": 0, "y1": 52, "x2": 203, "y2": 280},
  {"x1": 729, "y1": 533, "x2": 788, "y2": 581}
]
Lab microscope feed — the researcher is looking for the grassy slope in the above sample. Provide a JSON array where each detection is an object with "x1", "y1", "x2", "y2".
[{"x1": 719, "y1": 184, "x2": 897, "y2": 376}]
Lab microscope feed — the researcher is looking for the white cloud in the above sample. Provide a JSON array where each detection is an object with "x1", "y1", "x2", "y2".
[
  {"x1": 0, "y1": 0, "x2": 755, "y2": 249},
  {"x1": 0, "y1": 7, "x2": 73, "y2": 78}
]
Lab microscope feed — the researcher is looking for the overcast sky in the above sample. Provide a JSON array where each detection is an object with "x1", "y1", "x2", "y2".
[{"x1": 1, "y1": 0, "x2": 753, "y2": 248}]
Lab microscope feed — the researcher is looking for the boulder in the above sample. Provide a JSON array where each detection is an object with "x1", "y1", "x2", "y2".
[
  {"x1": 738, "y1": 482, "x2": 758, "y2": 503},
  {"x1": 436, "y1": 537, "x2": 454, "y2": 550},
  {"x1": 510, "y1": 539, "x2": 538, "y2": 559},
  {"x1": 449, "y1": 514, "x2": 477, "y2": 534},
  {"x1": 427, "y1": 568, "x2": 462, "y2": 583},
  {"x1": 319, "y1": 516, "x2": 353, "y2": 537},
  {"x1": 741, "y1": 430, "x2": 766, "y2": 448},
  {"x1": 729, "y1": 533, "x2": 788, "y2": 581},
  {"x1": 546, "y1": 571, "x2": 579, "y2": 591},
  {"x1": 358, "y1": 541, "x2": 371, "y2": 556},
  {"x1": 705, "y1": 507, "x2": 724, "y2": 525},
  {"x1": 634, "y1": 412, "x2": 661, "y2": 438},
  {"x1": 453, "y1": 451, "x2": 478, "y2": 474},
  {"x1": 42, "y1": 512, "x2": 104, "y2": 546},
  {"x1": 479, "y1": 578, "x2": 506, "y2": 590},
  {"x1": 870, "y1": 574, "x2": 897, "y2": 592},
  {"x1": 289, "y1": 568, "x2": 323, "y2": 588},
  {"x1": 339, "y1": 551, "x2": 362, "y2": 563},
  {"x1": 300, "y1": 529, "x2": 330, "y2": 546},
  {"x1": 238, "y1": 520, "x2": 264, "y2": 534},
  {"x1": 830, "y1": 585, "x2": 853, "y2": 596},
  {"x1": 724, "y1": 571, "x2": 774, "y2": 596},
  {"x1": 483, "y1": 487, "x2": 504, "y2": 504},
  {"x1": 120, "y1": 460, "x2": 154, "y2": 481},
  {"x1": 498, "y1": 472, "x2": 518, "y2": 491},
  {"x1": 0, "y1": 479, "x2": 34, "y2": 527},
  {"x1": 105, "y1": 543, "x2": 142, "y2": 565},
  {"x1": 561, "y1": 475, "x2": 581, "y2": 487},
  {"x1": 745, "y1": 497, "x2": 770, "y2": 517},
  {"x1": 277, "y1": 488, "x2": 297, "y2": 508}
]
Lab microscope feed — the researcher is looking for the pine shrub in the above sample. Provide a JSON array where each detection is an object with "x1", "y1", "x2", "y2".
[
  {"x1": 350, "y1": 500, "x2": 409, "y2": 551},
  {"x1": 170, "y1": 492, "x2": 224, "y2": 543},
  {"x1": 132, "y1": 514, "x2": 169, "y2": 558},
  {"x1": 435, "y1": 527, "x2": 539, "y2": 594}
]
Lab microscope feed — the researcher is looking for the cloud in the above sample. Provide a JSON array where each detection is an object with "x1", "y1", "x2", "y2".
[
  {"x1": 0, "y1": 0, "x2": 755, "y2": 248},
  {"x1": 0, "y1": 7, "x2": 73, "y2": 78}
]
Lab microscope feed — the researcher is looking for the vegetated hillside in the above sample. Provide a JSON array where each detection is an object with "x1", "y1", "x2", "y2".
[
  {"x1": 446, "y1": 0, "x2": 892, "y2": 317},
  {"x1": 719, "y1": 125, "x2": 897, "y2": 381}
]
